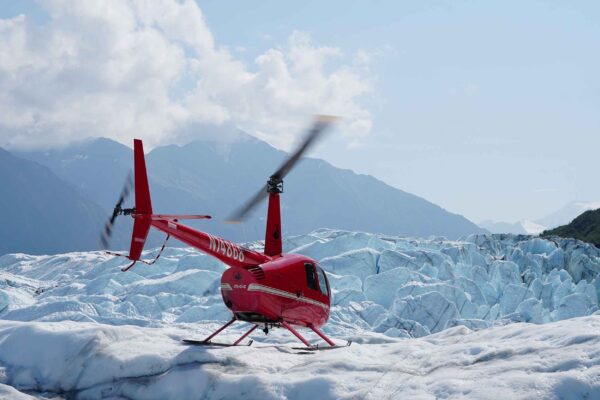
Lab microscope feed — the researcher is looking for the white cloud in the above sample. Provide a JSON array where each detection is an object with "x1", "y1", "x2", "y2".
[{"x1": 0, "y1": 0, "x2": 372, "y2": 150}]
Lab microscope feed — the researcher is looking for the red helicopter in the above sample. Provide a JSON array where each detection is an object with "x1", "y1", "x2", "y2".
[{"x1": 100, "y1": 116, "x2": 348, "y2": 349}]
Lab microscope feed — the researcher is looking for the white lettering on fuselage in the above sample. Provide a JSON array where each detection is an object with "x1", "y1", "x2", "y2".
[{"x1": 207, "y1": 234, "x2": 245, "y2": 263}]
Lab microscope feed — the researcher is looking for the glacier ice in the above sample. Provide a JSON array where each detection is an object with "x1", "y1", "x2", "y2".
[
  {"x1": 390, "y1": 291, "x2": 459, "y2": 334},
  {"x1": 301, "y1": 231, "x2": 600, "y2": 337},
  {"x1": 320, "y1": 248, "x2": 379, "y2": 281},
  {"x1": 363, "y1": 267, "x2": 430, "y2": 308},
  {"x1": 0, "y1": 230, "x2": 599, "y2": 340},
  {"x1": 376, "y1": 249, "x2": 420, "y2": 273},
  {"x1": 1, "y1": 230, "x2": 600, "y2": 398}
]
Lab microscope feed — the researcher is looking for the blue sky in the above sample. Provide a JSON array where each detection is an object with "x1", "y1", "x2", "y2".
[
  {"x1": 1, "y1": 1, "x2": 599, "y2": 223},
  {"x1": 199, "y1": 0, "x2": 600, "y2": 223}
]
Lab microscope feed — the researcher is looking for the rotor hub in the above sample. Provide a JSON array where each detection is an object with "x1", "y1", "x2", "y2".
[
  {"x1": 267, "y1": 175, "x2": 283, "y2": 194},
  {"x1": 113, "y1": 206, "x2": 136, "y2": 218}
]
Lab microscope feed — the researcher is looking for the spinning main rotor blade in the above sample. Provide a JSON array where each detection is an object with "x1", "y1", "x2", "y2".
[
  {"x1": 100, "y1": 172, "x2": 134, "y2": 249},
  {"x1": 226, "y1": 183, "x2": 269, "y2": 224},
  {"x1": 227, "y1": 115, "x2": 338, "y2": 223},
  {"x1": 272, "y1": 115, "x2": 338, "y2": 181}
]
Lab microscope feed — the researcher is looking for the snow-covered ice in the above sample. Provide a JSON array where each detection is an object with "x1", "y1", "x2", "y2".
[
  {"x1": 1, "y1": 317, "x2": 599, "y2": 399},
  {"x1": 0, "y1": 230, "x2": 600, "y2": 398}
]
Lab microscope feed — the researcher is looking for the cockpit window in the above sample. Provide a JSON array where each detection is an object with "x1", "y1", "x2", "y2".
[
  {"x1": 304, "y1": 263, "x2": 318, "y2": 291},
  {"x1": 316, "y1": 266, "x2": 329, "y2": 296}
]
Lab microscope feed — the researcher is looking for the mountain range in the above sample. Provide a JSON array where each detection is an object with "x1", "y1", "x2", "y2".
[{"x1": 3, "y1": 134, "x2": 487, "y2": 255}]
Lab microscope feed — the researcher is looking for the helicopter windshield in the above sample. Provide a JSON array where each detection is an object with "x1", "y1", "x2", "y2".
[{"x1": 316, "y1": 266, "x2": 329, "y2": 296}]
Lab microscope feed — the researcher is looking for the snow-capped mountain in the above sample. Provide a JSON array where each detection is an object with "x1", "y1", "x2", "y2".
[
  {"x1": 538, "y1": 201, "x2": 600, "y2": 228},
  {"x1": 520, "y1": 219, "x2": 548, "y2": 234},
  {"x1": 479, "y1": 219, "x2": 546, "y2": 235},
  {"x1": 0, "y1": 230, "x2": 599, "y2": 398},
  {"x1": 479, "y1": 200, "x2": 600, "y2": 235}
]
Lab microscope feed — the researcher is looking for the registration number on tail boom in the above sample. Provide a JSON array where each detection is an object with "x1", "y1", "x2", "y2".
[{"x1": 207, "y1": 233, "x2": 246, "y2": 262}]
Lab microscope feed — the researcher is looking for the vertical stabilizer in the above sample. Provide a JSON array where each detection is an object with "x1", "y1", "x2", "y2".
[
  {"x1": 129, "y1": 139, "x2": 153, "y2": 261},
  {"x1": 134, "y1": 139, "x2": 152, "y2": 215}
]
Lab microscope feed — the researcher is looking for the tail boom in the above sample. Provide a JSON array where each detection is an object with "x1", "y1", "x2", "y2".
[{"x1": 149, "y1": 218, "x2": 269, "y2": 268}]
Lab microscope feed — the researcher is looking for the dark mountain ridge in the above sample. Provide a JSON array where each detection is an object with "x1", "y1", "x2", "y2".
[{"x1": 542, "y1": 209, "x2": 600, "y2": 248}]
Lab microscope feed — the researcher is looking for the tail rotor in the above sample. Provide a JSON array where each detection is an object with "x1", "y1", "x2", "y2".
[{"x1": 100, "y1": 172, "x2": 134, "y2": 249}]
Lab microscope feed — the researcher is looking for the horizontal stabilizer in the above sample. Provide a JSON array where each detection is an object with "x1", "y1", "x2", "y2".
[{"x1": 151, "y1": 214, "x2": 212, "y2": 221}]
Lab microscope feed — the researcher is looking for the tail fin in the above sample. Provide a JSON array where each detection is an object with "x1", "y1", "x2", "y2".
[
  {"x1": 134, "y1": 139, "x2": 152, "y2": 215},
  {"x1": 129, "y1": 139, "x2": 152, "y2": 261}
]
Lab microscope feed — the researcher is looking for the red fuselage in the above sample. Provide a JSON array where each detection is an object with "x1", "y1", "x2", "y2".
[
  {"x1": 149, "y1": 218, "x2": 331, "y2": 328},
  {"x1": 221, "y1": 254, "x2": 330, "y2": 328}
]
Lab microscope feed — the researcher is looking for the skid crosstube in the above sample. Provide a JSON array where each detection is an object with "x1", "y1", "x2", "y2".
[{"x1": 182, "y1": 318, "x2": 256, "y2": 347}]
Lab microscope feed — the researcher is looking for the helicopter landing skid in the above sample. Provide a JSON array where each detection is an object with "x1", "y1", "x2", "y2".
[
  {"x1": 292, "y1": 340, "x2": 352, "y2": 351},
  {"x1": 182, "y1": 339, "x2": 253, "y2": 347}
]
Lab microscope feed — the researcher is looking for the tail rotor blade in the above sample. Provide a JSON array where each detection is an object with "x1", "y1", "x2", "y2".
[
  {"x1": 118, "y1": 175, "x2": 133, "y2": 208},
  {"x1": 100, "y1": 218, "x2": 113, "y2": 250},
  {"x1": 99, "y1": 172, "x2": 134, "y2": 250},
  {"x1": 117, "y1": 172, "x2": 134, "y2": 208}
]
